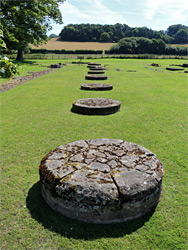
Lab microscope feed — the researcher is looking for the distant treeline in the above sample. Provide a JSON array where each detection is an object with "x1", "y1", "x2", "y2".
[
  {"x1": 59, "y1": 23, "x2": 188, "y2": 44},
  {"x1": 106, "y1": 37, "x2": 187, "y2": 55}
]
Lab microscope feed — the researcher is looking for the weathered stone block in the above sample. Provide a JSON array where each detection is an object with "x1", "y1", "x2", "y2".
[
  {"x1": 39, "y1": 139, "x2": 164, "y2": 224},
  {"x1": 81, "y1": 83, "x2": 113, "y2": 91},
  {"x1": 71, "y1": 98, "x2": 121, "y2": 115}
]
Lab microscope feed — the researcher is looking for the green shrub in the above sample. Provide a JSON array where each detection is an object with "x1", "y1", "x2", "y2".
[{"x1": 0, "y1": 57, "x2": 21, "y2": 78}]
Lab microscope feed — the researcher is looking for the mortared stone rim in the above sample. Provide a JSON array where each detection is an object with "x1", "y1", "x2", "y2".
[
  {"x1": 81, "y1": 83, "x2": 113, "y2": 91},
  {"x1": 71, "y1": 98, "x2": 121, "y2": 115}
]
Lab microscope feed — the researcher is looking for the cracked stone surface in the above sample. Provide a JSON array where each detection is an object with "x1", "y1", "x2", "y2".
[
  {"x1": 71, "y1": 98, "x2": 121, "y2": 115},
  {"x1": 81, "y1": 83, "x2": 113, "y2": 91},
  {"x1": 40, "y1": 139, "x2": 164, "y2": 224}
]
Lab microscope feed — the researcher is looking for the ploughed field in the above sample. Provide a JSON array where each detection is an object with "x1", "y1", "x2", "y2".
[{"x1": 30, "y1": 37, "x2": 116, "y2": 51}]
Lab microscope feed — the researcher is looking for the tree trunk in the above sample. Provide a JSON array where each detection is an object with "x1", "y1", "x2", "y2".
[{"x1": 16, "y1": 49, "x2": 23, "y2": 61}]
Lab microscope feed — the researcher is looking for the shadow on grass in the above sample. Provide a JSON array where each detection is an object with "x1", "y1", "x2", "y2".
[
  {"x1": 12, "y1": 60, "x2": 37, "y2": 65},
  {"x1": 26, "y1": 181, "x2": 155, "y2": 239}
]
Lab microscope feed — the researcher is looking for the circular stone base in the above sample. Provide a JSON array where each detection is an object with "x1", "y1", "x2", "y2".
[
  {"x1": 71, "y1": 98, "x2": 120, "y2": 115},
  {"x1": 88, "y1": 62, "x2": 101, "y2": 66},
  {"x1": 166, "y1": 67, "x2": 184, "y2": 71},
  {"x1": 81, "y1": 83, "x2": 113, "y2": 91},
  {"x1": 87, "y1": 71, "x2": 105, "y2": 74},
  {"x1": 182, "y1": 63, "x2": 188, "y2": 68},
  {"x1": 88, "y1": 66, "x2": 107, "y2": 70},
  {"x1": 72, "y1": 62, "x2": 88, "y2": 64},
  {"x1": 39, "y1": 139, "x2": 164, "y2": 224},
  {"x1": 85, "y1": 75, "x2": 108, "y2": 80}
]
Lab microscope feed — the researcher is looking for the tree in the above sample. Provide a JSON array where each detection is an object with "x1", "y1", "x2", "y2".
[
  {"x1": 174, "y1": 29, "x2": 188, "y2": 44},
  {"x1": 59, "y1": 26, "x2": 80, "y2": 41},
  {"x1": 0, "y1": 29, "x2": 6, "y2": 55},
  {"x1": 100, "y1": 32, "x2": 110, "y2": 42},
  {"x1": 0, "y1": 0, "x2": 65, "y2": 60},
  {"x1": 166, "y1": 24, "x2": 188, "y2": 36},
  {"x1": 135, "y1": 37, "x2": 152, "y2": 53},
  {"x1": 49, "y1": 34, "x2": 58, "y2": 38},
  {"x1": 151, "y1": 39, "x2": 166, "y2": 54},
  {"x1": 107, "y1": 37, "x2": 169, "y2": 55},
  {"x1": 117, "y1": 37, "x2": 137, "y2": 53}
]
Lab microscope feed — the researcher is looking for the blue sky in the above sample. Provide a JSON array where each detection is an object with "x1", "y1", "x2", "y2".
[{"x1": 49, "y1": 0, "x2": 188, "y2": 35}]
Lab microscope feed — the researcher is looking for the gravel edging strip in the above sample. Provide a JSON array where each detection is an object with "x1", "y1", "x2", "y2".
[{"x1": 0, "y1": 68, "x2": 57, "y2": 93}]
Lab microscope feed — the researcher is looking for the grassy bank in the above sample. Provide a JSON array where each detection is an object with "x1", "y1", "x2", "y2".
[{"x1": 1, "y1": 59, "x2": 187, "y2": 249}]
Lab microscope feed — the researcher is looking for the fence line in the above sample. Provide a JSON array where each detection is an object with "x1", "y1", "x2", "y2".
[{"x1": 7, "y1": 53, "x2": 188, "y2": 60}]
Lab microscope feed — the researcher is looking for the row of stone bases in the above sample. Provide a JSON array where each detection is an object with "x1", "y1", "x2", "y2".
[
  {"x1": 72, "y1": 62, "x2": 121, "y2": 115},
  {"x1": 39, "y1": 62, "x2": 164, "y2": 224}
]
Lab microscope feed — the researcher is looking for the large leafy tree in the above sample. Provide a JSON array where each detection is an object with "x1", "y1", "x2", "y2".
[
  {"x1": 107, "y1": 37, "x2": 167, "y2": 54},
  {"x1": 173, "y1": 29, "x2": 188, "y2": 44},
  {"x1": 166, "y1": 24, "x2": 187, "y2": 36},
  {"x1": 100, "y1": 32, "x2": 110, "y2": 42},
  {"x1": 0, "y1": 0, "x2": 65, "y2": 60}
]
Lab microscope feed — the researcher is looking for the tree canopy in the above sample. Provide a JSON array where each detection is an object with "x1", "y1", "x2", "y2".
[
  {"x1": 166, "y1": 24, "x2": 187, "y2": 36},
  {"x1": 0, "y1": 0, "x2": 65, "y2": 60},
  {"x1": 106, "y1": 37, "x2": 187, "y2": 55},
  {"x1": 59, "y1": 23, "x2": 188, "y2": 45},
  {"x1": 49, "y1": 34, "x2": 58, "y2": 38}
]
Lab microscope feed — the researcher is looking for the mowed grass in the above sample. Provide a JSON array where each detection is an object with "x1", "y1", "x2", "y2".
[
  {"x1": 1, "y1": 58, "x2": 187, "y2": 249},
  {"x1": 30, "y1": 37, "x2": 116, "y2": 51}
]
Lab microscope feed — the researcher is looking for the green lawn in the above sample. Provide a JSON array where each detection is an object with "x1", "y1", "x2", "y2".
[{"x1": 1, "y1": 58, "x2": 187, "y2": 249}]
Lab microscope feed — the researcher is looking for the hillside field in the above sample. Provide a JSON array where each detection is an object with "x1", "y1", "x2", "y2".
[
  {"x1": 30, "y1": 38, "x2": 188, "y2": 52},
  {"x1": 30, "y1": 37, "x2": 116, "y2": 51}
]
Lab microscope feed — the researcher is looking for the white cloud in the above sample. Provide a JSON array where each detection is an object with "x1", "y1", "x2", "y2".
[
  {"x1": 49, "y1": 0, "x2": 127, "y2": 35},
  {"x1": 143, "y1": 0, "x2": 188, "y2": 22},
  {"x1": 59, "y1": 0, "x2": 126, "y2": 25},
  {"x1": 48, "y1": 0, "x2": 188, "y2": 35},
  {"x1": 143, "y1": 0, "x2": 164, "y2": 20},
  {"x1": 59, "y1": 2, "x2": 91, "y2": 23}
]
